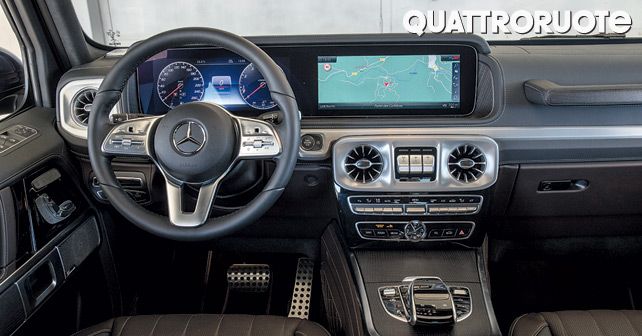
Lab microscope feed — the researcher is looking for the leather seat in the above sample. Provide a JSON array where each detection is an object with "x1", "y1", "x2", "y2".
[
  {"x1": 510, "y1": 310, "x2": 642, "y2": 336},
  {"x1": 72, "y1": 314, "x2": 330, "y2": 336}
]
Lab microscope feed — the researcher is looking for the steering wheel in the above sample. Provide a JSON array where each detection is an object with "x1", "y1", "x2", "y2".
[{"x1": 87, "y1": 28, "x2": 300, "y2": 241}]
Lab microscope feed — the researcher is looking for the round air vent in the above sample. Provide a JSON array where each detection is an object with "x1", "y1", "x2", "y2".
[
  {"x1": 344, "y1": 145, "x2": 383, "y2": 184},
  {"x1": 448, "y1": 144, "x2": 486, "y2": 183},
  {"x1": 71, "y1": 88, "x2": 97, "y2": 125}
]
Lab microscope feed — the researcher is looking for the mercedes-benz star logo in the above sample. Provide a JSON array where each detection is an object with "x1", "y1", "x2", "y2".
[{"x1": 172, "y1": 121, "x2": 206, "y2": 155}]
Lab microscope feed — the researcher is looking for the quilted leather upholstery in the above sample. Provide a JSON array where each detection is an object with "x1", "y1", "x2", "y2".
[
  {"x1": 72, "y1": 314, "x2": 330, "y2": 336},
  {"x1": 510, "y1": 310, "x2": 642, "y2": 336}
]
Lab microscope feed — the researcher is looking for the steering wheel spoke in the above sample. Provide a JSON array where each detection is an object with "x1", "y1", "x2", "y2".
[
  {"x1": 101, "y1": 116, "x2": 161, "y2": 157},
  {"x1": 165, "y1": 179, "x2": 219, "y2": 227},
  {"x1": 236, "y1": 116, "x2": 282, "y2": 159}
]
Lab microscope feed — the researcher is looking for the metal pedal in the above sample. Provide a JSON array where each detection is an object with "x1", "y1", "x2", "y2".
[
  {"x1": 226, "y1": 264, "x2": 271, "y2": 293},
  {"x1": 288, "y1": 258, "x2": 315, "y2": 319}
]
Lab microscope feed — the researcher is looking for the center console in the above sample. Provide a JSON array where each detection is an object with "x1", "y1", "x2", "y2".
[
  {"x1": 333, "y1": 135, "x2": 498, "y2": 247},
  {"x1": 331, "y1": 135, "x2": 500, "y2": 335},
  {"x1": 350, "y1": 249, "x2": 500, "y2": 336}
]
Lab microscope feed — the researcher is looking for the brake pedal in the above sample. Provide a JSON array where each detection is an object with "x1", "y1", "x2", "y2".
[
  {"x1": 288, "y1": 258, "x2": 314, "y2": 319},
  {"x1": 226, "y1": 264, "x2": 271, "y2": 293}
]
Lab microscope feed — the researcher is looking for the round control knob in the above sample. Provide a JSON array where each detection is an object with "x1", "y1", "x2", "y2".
[{"x1": 404, "y1": 220, "x2": 427, "y2": 242}]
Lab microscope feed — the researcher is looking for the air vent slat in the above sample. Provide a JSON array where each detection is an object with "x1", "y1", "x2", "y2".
[
  {"x1": 448, "y1": 144, "x2": 486, "y2": 184},
  {"x1": 344, "y1": 145, "x2": 383, "y2": 184},
  {"x1": 71, "y1": 88, "x2": 97, "y2": 126}
]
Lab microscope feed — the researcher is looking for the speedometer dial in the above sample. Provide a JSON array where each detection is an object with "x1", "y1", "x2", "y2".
[
  {"x1": 157, "y1": 61, "x2": 204, "y2": 108},
  {"x1": 239, "y1": 63, "x2": 276, "y2": 110}
]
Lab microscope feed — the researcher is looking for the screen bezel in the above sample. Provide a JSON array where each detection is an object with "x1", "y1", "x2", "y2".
[{"x1": 308, "y1": 44, "x2": 478, "y2": 117}]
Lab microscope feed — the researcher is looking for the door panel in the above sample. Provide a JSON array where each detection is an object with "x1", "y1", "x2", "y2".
[{"x1": 0, "y1": 108, "x2": 112, "y2": 336}]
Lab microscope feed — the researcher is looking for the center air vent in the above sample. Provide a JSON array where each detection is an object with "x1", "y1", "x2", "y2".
[
  {"x1": 344, "y1": 145, "x2": 383, "y2": 184},
  {"x1": 71, "y1": 88, "x2": 97, "y2": 125},
  {"x1": 448, "y1": 144, "x2": 486, "y2": 183}
]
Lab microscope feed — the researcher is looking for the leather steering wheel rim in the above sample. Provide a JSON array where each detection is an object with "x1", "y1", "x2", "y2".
[{"x1": 87, "y1": 28, "x2": 300, "y2": 241}]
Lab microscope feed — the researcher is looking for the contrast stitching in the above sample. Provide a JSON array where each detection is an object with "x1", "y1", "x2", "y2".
[
  {"x1": 115, "y1": 316, "x2": 132, "y2": 336},
  {"x1": 212, "y1": 315, "x2": 223, "y2": 336},
  {"x1": 531, "y1": 324, "x2": 548, "y2": 336},
  {"x1": 620, "y1": 311, "x2": 640, "y2": 336},
  {"x1": 588, "y1": 311, "x2": 607, "y2": 336},
  {"x1": 148, "y1": 315, "x2": 162, "y2": 336},
  {"x1": 551, "y1": 312, "x2": 570, "y2": 336},
  {"x1": 180, "y1": 314, "x2": 195, "y2": 336},
  {"x1": 508, "y1": 314, "x2": 527, "y2": 336},
  {"x1": 246, "y1": 316, "x2": 255, "y2": 336}
]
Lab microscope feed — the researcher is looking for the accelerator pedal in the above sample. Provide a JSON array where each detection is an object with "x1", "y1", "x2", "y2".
[{"x1": 288, "y1": 258, "x2": 315, "y2": 319}]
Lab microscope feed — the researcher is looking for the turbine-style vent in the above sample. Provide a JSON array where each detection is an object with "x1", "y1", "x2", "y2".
[
  {"x1": 344, "y1": 145, "x2": 383, "y2": 184},
  {"x1": 71, "y1": 88, "x2": 97, "y2": 125},
  {"x1": 448, "y1": 144, "x2": 486, "y2": 183}
]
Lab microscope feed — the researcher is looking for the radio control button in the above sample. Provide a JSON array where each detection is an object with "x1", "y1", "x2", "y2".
[
  {"x1": 405, "y1": 205, "x2": 426, "y2": 214},
  {"x1": 375, "y1": 230, "x2": 388, "y2": 238},
  {"x1": 429, "y1": 229, "x2": 444, "y2": 238},
  {"x1": 391, "y1": 206, "x2": 404, "y2": 214},
  {"x1": 360, "y1": 229, "x2": 375, "y2": 237},
  {"x1": 388, "y1": 229, "x2": 402, "y2": 238}
]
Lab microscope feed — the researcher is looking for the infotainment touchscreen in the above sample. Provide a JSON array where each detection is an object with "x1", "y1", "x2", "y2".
[{"x1": 318, "y1": 55, "x2": 461, "y2": 111}]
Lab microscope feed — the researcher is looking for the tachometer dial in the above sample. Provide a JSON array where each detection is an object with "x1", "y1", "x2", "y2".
[
  {"x1": 157, "y1": 61, "x2": 204, "y2": 108},
  {"x1": 239, "y1": 63, "x2": 276, "y2": 110}
]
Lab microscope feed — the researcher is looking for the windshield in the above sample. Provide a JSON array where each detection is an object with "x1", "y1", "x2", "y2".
[{"x1": 71, "y1": 0, "x2": 642, "y2": 46}]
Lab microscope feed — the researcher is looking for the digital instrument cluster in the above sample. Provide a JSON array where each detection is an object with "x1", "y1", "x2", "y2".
[{"x1": 137, "y1": 49, "x2": 281, "y2": 116}]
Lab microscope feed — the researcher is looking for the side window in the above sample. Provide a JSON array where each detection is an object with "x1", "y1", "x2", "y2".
[{"x1": 0, "y1": 5, "x2": 24, "y2": 118}]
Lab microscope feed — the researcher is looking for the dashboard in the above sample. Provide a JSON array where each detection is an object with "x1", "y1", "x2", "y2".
[
  {"x1": 54, "y1": 33, "x2": 642, "y2": 248},
  {"x1": 136, "y1": 45, "x2": 478, "y2": 117}
]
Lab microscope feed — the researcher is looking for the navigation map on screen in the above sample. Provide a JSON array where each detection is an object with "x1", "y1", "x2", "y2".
[{"x1": 318, "y1": 55, "x2": 460, "y2": 110}]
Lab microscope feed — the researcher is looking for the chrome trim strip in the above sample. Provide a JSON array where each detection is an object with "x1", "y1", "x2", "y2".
[
  {"x1": 300, "y1": 126, "x2": 642, "y2": 159},
  {"x1": 355, "y1": 221, "x2": 476, "y2": 241},
  {"x1": 58, "y1": 78, "x2": 121, "y2": 140}
]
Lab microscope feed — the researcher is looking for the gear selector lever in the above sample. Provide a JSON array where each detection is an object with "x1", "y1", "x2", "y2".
[{"x1": 405, "y1": 277, "x2": 456, "y2": 325}]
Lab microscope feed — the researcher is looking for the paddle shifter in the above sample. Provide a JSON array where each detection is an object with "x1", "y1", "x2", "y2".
[{"x1": 378, "y1": 277, "x2": 472, "y2": 327}]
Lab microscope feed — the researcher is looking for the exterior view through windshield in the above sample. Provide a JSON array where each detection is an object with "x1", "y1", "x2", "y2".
[{"x1": 71, "y1": 0, "x2": 642, "y2": 46}]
